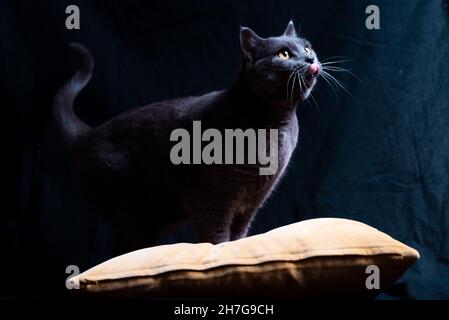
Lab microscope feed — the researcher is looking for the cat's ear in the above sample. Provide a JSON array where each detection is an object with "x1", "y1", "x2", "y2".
[
  {"x1": 283, "y1": 20, "x2": 297, "y2": 37},
  {"x1": 240, "y1": 26, "x2": 262, "y2": 63}
]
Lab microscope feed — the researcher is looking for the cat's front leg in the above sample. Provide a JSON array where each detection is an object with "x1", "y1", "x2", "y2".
[
  {"x1": 194, "y1": 210, "x2": 234, "y2": 244},
  {"x1": 230, "y1": 208, "x2": 258, "y2": 241}
]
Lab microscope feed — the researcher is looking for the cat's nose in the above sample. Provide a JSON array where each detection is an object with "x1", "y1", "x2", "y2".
[{"x1": 305, "y1": 56, "x2": 314, "y2": 64}]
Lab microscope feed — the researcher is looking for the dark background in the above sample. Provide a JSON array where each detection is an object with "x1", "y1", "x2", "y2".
[{"x1": 1, "y1": 0, "x2": 449, "y2": 299}]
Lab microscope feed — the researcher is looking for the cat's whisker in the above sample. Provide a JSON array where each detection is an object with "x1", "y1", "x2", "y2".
[
  {"x1": 309, "y1": 91, "x2": 320, "y2": 112},
  {"x1": 288, "y1": 66, "x2": 303, "y2": 103},
  {"x1": 322, "y1": 66, "x2": 361, "y2": 82},
  {"x1": 298, "y1": 73, "x2": 310, "y2": 107},
  {"x1": 295, "y1": 68, "x2": 304, "y2": 101},
  {"x1": 297, "y1": 71, "x2": 303, "y2": 99},
  {"x1": 320, "y1": 72, "x2": 339, "y2": 97},
  {"x1": 298, "y1": 74, "x2": 318, "y2": 111},
  {"x1": 290, "y1": 72, "x2": 297, "y2": 105},
  {"x1": 321, "y1": 70, "x2": 349, "y2": 91},
  {"x1": 321, "y1": 56, "x2": 350, "y2": 63},
  {"x1": 265, "y1": 67, "x2": 293, "y2": 71},
  {"x1": 285, "y1": 63, "x2": 324, "y2": 104},
  {"x1": 286, "y1": 69, "x2": 297, "y2": 100},
  {"x1": 321, "y1": 70, "x2": 355, "y2": 100},
  {"x1": 287, "y1": 70, "x2": 295, "y2": 101},
  {"x1": 298, "y1": 72, "x2": 305, "y2": 96},
  {"x1": 321, "y1": 71, "x2": 343, "y2": 94},
  {"x1": 321, "y1": 60, "x2": 351, "y2": 66},
  {"x1": 321, "y1": 66, "x2": 352, "y2": 71},
  {"x1": 299, "y1": 65, "x2": 309, "y2": 72}
]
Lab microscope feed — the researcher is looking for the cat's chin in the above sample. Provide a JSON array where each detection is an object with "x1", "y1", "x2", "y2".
[{"x1": 299, "y1": 75, "x2": 318, "y2": 100}]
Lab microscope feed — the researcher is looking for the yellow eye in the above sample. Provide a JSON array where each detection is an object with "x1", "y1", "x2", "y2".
[
  {"x1": 305, "y1": 46, "x2": 312, "y2": 54},
  {"x1": 278, "y1": 49, "x2": 291, "y2": 60}
]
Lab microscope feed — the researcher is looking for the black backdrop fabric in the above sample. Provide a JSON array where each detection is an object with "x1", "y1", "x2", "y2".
[{"x1": 1, "y1": 0, "x2": 449, "y2": 299}]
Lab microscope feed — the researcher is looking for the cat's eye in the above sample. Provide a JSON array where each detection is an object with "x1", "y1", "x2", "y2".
[
  {"x1": 304, "y1": 46, "x2": 312, "y2": 54},
  {"x1": 278, "y1": 49, "x2": 291, "y2": 60}
]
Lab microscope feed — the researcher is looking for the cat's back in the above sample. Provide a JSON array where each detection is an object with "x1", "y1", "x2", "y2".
[
  {"x1": 73, "y1": 90, "x2": 226, "y2": 174},
  {"x1": 87, "y1": 90, "x2": 225, "y2": 140}
]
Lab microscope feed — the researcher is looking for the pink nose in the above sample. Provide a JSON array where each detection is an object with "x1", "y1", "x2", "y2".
[{"x1": 308, "y1": 63, "x2": 320, "y2": 76}]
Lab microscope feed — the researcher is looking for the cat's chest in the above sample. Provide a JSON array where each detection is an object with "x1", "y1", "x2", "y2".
[
  {"x1": 278, "y1": 120, "x2": 298, "y2": 170},
  {"x1": 231, "y1": 117, "x2": 299, "y2": 208}
]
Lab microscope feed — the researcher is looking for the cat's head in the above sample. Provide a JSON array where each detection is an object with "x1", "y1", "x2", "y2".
[{"x1": 240, "y1": 21, "x2": 320, "y2": 106}]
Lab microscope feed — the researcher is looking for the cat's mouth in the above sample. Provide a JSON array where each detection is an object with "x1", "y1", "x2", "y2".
[
  {"x1": 295, "y1": 63, "x2": 320, "y2": 98},
  {"x1": 308, "y1": 63, "x2": 321, "y2": 76}
]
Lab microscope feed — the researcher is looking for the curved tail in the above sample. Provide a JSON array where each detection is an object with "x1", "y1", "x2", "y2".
[{"x1": 54, "y1": 43, "x2": 94, "y2": 147}]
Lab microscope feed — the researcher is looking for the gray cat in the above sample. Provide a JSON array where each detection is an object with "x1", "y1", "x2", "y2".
[{"x1": 54, "y1": 21, "x2": 321, "y2": 254}]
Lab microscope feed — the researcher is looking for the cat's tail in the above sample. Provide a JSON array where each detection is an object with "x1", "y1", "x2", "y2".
[{"x1": 54, "y1": 43, "x2": 93, "y2": 147}]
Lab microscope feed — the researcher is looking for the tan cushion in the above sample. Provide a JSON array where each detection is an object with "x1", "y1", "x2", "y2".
[{"x1": 72, "y1": 218, "x2": 419, "y2": 298}]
